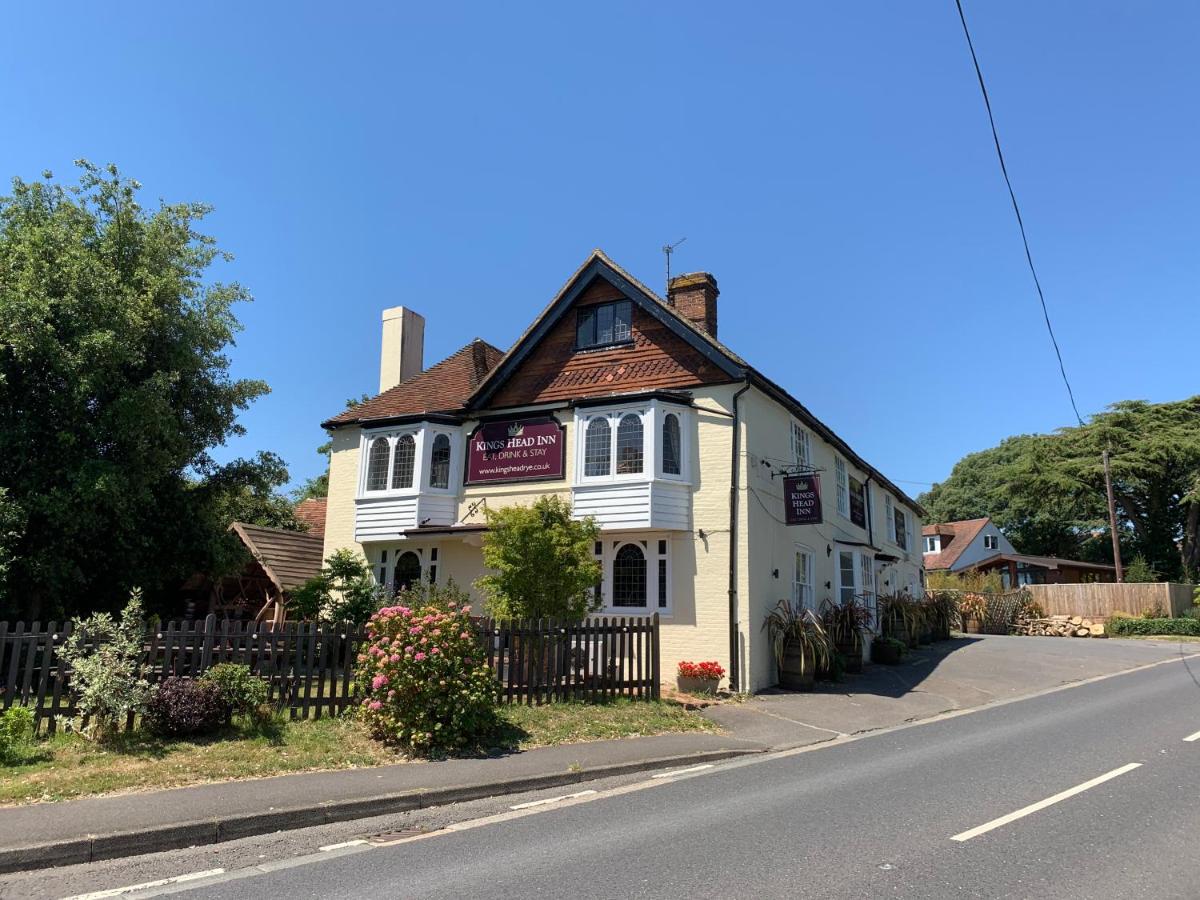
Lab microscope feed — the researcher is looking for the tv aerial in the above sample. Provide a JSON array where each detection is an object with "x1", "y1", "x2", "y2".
[{"x1": 662, "y1": 237, "x2": 687, "y2": 292}]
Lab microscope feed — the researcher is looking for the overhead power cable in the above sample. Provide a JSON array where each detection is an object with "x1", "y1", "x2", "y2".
[{"x1": 954, "y1": 0, "x2": 1084, "y2": 427}]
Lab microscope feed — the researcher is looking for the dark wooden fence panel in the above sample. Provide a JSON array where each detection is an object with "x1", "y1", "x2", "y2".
[{"x1": 0, "y1": 614, "x2": 660, "y2": 730}]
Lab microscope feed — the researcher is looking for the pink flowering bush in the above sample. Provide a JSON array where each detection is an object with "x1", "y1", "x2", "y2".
[{"x1": 354, "y1": 600, "x2": 498, "y2": 754}]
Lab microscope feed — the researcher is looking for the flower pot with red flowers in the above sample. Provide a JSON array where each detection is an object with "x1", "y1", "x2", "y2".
[
  {"x1": 676, "y1": 660, "x2": 725, "y2": 694},
  {"x1": 764, "y1": 601, "x2": 833, "y2": 692}
]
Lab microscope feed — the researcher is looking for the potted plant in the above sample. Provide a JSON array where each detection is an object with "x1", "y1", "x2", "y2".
[
  {"x1": 676, "y1": 660, "x2": 725, "y2": 694},
  {"x1": 764, "y1": 600, "x2": 833, "y2": 691},
  {"x1": 957, "y1": 593, "x2": 987, "y2": 634},
  {"x1": 879, "y1": 594, "x2": 921, "y2": 648},
  {"x1": 870, "y1": 636, "x2": 906, "y2": 665},
  {"x1": 820, "y1": 597, "x2": 871, "y2": 674},
  {"x1": 924, "y1": 591, "x2": 956, "y2": 641}
]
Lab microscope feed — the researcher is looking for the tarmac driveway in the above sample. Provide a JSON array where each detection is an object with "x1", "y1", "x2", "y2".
[{"x1": 702, "y1": 633, "x2": 1199, "y2": 748}]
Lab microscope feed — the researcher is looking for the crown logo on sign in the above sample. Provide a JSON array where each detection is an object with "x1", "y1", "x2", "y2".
[{"x1": 507, "y1": 422, "x2": 525, "y2": 438}]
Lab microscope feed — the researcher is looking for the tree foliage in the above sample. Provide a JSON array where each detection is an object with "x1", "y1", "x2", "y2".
[
  {"x1": 476, "y1": 496, "x2": 601, "y2": 621},
  {"x1": 289, "y1": 548, "x2": 381, "y2": 625},
  {"x1": 920, "y1": 397, "x2": 1200, "y2": 581},
  {"x1": 0, "y1": 162, "x2": 291, "y2": 618}
]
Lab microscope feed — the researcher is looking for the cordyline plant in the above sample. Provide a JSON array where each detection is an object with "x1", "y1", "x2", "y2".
[
  {"x1": 354, "y1": 600, "x2": 498, "y2": 755},
  {"x1": 763, "y1": 600, "x2": 833, "y2": 677},
  {"x1": 58, "y1": 590, "x2": 152, "y2": 739},
  {"x1": 819, "y1": 597, "x2": 872, "y2": 652}
]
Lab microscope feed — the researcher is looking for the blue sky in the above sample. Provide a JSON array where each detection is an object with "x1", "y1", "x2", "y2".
[{"x1": 3, "y1": 2, "x2": 1197, "y2": 498}]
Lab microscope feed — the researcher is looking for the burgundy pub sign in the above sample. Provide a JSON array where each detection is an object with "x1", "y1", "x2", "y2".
[
  {"x1": 465, "y1": 417, "x2": 565, "y2": 485},
  {"x1": 783, "y1": 474, "x2": 823, "y2": 526}
]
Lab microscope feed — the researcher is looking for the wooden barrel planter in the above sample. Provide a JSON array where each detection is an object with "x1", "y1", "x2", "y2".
[
  {"x1": 963, "y1": 617, "x2": 982, "y2": 634},
  {"x1": 778, "y1": 642, "x2": 817, "y2": 691},
  {"x1": 835, "y1": 640, "x2": 864, "y2": 674}
]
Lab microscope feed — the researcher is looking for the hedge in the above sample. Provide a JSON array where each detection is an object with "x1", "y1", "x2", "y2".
[{"x1": 1107, "y1": 617, "x2": 1200, "y2": 637}]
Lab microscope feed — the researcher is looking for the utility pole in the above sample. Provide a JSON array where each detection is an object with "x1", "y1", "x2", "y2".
[{"x1": 1103, "y1": 449, "x2": 1124, "y2": 582}]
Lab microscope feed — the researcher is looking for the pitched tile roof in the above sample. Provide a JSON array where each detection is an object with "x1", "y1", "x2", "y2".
[
  {"x1": 921, "y1": 517, "x2": 991, "y2": 570},
  {"x1": 229, "y1": 523, "x2": 324, "y2": 592},
  {"x1": 323, "y1": 339, "x2": 505, "y2": 427},
  {"x1": 293, "y1": 497, "x2": 327, "y2": 538}
]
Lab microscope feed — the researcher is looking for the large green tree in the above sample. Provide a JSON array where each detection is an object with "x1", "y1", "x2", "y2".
[
  {"x1": 0, "y1": 162, "x2": 292, "y2": 619},
  {"x1": 919, "y1": 398, "x2": 1200, "y2": 581}
]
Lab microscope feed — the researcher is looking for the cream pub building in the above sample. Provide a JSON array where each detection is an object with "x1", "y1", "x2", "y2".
[{"x1": 321, "y1": 251, "x2": 924, "y2": 693}]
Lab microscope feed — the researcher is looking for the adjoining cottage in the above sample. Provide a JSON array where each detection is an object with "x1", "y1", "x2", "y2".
[{"x1": 320, "y1": 251, "x2": 924, "y2": 692}]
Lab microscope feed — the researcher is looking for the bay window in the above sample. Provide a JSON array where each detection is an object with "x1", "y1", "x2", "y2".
[
  {"x1": 575, "y1": 402, "x2": 689, "y2": 484},
  {"x1": 358, "y1": 426, "x2": 458, "y2": 496}
]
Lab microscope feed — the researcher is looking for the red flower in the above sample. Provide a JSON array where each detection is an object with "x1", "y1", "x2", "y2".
[{"x1": 677, "y1": 660, "x2": 725, "y2": 680}]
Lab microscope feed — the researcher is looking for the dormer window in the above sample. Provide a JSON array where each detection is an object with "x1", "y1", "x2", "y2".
[
  {"x1": 576, "y1": 300, "x2": 633, "y2": 350},
  {"x1": 983, "y1": 534, "x2": 999, "y2": 551},
  {"x1": 924, "y1": 535, "x2": 941, "y2": 553}
]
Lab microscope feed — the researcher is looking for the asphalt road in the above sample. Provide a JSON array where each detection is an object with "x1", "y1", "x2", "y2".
[{"x1": 135, "y1": 649, "x2": 1200, "y2": 900}]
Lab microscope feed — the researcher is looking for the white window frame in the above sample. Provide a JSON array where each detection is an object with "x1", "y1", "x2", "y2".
[
  {"x1": 790, "y1": 421, "x2": 811, "y2": 469},
  {"x1": 924, "y1": 535, "x2": 940, "y2": 554},
  {"x1": 358, "y1": 427, "x2": 424, "y2": 497},
  {"x1": 835, "y1": 456, "x2": 849, "y2": 518},
  {"x1": 792, "y1": 545, "x2": 815, "y2": 611},
  {"x1": 835, "y1": 545, "x2": 876, "y2": 611},
  {"x1": 592, "y1": 534, "x2": 671, "y2": 616},
  {"x1": 574, "y1": 402, "x2": 690, "y2": 486},
  {"x1": 423, "y1": 429, "x2": 458, "y2": 494},
  {"x1": 885, "y1": 495, "x2": 896, "y2": 543},
  {"x1": 898, "y1": 508, "x2": 911, "y2": 552},
  {"x1": 983, "y1": 533, "x2": 999, "y2": 551},
  {"x1": 370, "y1": 544, "x2": 438, "y2": 591}
]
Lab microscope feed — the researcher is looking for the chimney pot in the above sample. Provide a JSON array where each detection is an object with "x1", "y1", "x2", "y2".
[
  {"x1": 379, "y1": 306, "x2": 425, "y2": 392},
  {"x1": 666, "y1": 272, "x2": 719, "y2": 338}
]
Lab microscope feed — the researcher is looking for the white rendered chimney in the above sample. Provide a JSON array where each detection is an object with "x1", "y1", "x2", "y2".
[{"x1": 379, "y1": 306, "x2": 425, "y2": 392}]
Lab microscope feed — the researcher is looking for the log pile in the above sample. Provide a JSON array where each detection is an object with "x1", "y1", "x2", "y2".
[{"x1": 1014, "y1": 614, "x2": 1107, "y2": 638}]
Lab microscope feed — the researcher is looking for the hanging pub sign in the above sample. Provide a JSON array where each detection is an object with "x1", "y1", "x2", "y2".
[
  {"x1": 783, "y1": 473, "x2": 823, "y2": 526},
  {"x1": 464, "y1": 416, "x2": 565, "y2": 485}
]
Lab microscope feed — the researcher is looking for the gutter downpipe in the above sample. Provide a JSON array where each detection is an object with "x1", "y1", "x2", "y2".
[{"x1": 728, "y1": 381, "x2": 751, "y2": 694}]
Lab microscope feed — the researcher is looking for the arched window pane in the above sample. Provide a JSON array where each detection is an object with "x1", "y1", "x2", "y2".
[
  {"x1": 613, "y1": 543, "x2": 647, "y2": 608},
  {"x1": 391, "y1": 434, "x2": 415, "y2": 489},
  {"x1": 394, "y1": 551, "x2": 422, "y2": 591},
  {"x1": 366, "y1": 438, "x2": 390, "y2": 491},
  {"x1": 616, "y1": 414, "x2": 643, "y2": 475},
  {"x1": 584, "y1": 418, "x2": 611, "y2": 477},
  {"x1": 429, "y1": 434, "x2": 451, "y2": 489},
  {"x1": 662, "y1": 413, "x2": 681, "y2": 475}
]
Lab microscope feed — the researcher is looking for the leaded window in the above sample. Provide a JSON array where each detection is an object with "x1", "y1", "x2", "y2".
[
  {"x1": 429, "y1": 434, "x2": 450, "y2": 489},
  {"x1": 612, "y1": 543, "x2": 647, "y2": 607},
  {"x1": 576, "y1": 300, "x2": 633, "y2": 350},
  {"x1": 366, "y1": 437, "x2": 391, "y2": 492},
  {"x1": 391, "y1": 434, "x2": 415, "y2": 490},
  {"x1": 616, "y1": 414, "x2": 643, "y2": 475},
  {"x1": 662, "y1": 413, "x2": 681, "y2": 476},
  {"x1": 584, "y1": 417, "x2": 611, "y2": 477}
]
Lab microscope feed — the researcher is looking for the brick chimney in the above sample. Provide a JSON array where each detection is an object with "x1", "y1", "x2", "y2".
[{"x1": 666, "y1": 272, "x2": 719, "y2": 338}]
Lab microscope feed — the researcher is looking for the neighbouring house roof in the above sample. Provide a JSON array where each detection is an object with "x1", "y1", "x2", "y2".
[
  {"x1": 229, "y1": 522, "x2": 324, "y2": 594},
  {"x1": 464, "y1": 249, "x2": 926, "y2": 514},
  {"x1": 921, "y1": 517, "x2": 992, "y2": 571},
  {"x1": 322, "y1": 339, "x2": 506, "y2": 428},
  {"x1": 294, "y1": 497, "x2": 328, "y2": 538},
  {"x1": 972, "y1": 552, "x2": 1117, "y2": 573}
]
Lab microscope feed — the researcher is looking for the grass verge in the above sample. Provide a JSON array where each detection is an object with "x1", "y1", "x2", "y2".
[
  {"x1": 0, "y1": 699, "x2": 717, "y2": 805},
  {"x1": 1114, "y1": 633, "x2": 1200, "y2": 644}
]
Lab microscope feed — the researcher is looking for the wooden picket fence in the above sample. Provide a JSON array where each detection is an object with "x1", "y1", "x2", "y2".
[
  {"x1": 0, "y1": 613, "x2": 660, "y2": 732},
  {"x1": 478, "y1": 615, "x2": 660, "y2": 706}
]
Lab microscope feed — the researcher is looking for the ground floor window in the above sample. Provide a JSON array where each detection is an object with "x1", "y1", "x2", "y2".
[
  {"x1": 793, "y1": 546, "x2": 815, "y2": 611},
  {"x1": 836, "y1": 546, "x2": 876, "y2": 611},
  {"x1": 593, "y1": 534, "x2": 671, "y2": 615},
  {"x1": 371, "y1": 545, "x2": 437, "y2": 593}
]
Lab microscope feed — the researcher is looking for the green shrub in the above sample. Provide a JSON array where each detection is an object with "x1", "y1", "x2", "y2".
[
  {"x1": 58, "y1": 590, "x2": 152, "y2": 738},
  {"x1": 0, "y1": 706, "x2": 34, "y2": 762},
  {"x1": 1107, "y1": 617, "x2": 1200, "y2": 637},
  {"x1": 355, "y1": 600, "x2": 497, "y2": 755},
  {"x1": 201, "y1": 664, "x2": 268, "y2": 718}
]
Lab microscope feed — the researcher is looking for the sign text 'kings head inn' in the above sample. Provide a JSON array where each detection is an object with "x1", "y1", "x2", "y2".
[
  {"x1": 465, "y1": 417, "x2": 565, "y2": 485},
  {"x1": 783, "y1": 473, "x2": 823, "y2": 526}
]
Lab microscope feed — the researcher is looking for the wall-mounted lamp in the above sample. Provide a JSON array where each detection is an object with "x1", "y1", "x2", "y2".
[
  {"x1": 697, "y1": 529, "x2": 708, "y2": 540},
  {"x1": 772, "y1": 569, "x2": 779, "y2": 579},
  {"x1": 826, "y1": 544, "x2": 833, "y2": 557},
  {"x1": 824, "y1": 581, "x2": 832, "y2": 590}
]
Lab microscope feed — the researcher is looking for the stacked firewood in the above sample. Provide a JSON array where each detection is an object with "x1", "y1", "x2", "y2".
[{"x1": 1013, "y1": 614, "x2": 1107, "y2": 638}]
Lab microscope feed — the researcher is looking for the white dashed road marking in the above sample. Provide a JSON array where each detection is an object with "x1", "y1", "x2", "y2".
[
  {"x1": 951, "y1": 763, "x2": 1142, "y2": 842},
  {"x1": 62, "y1": 869, "x2": 226, "y2": 899}
]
